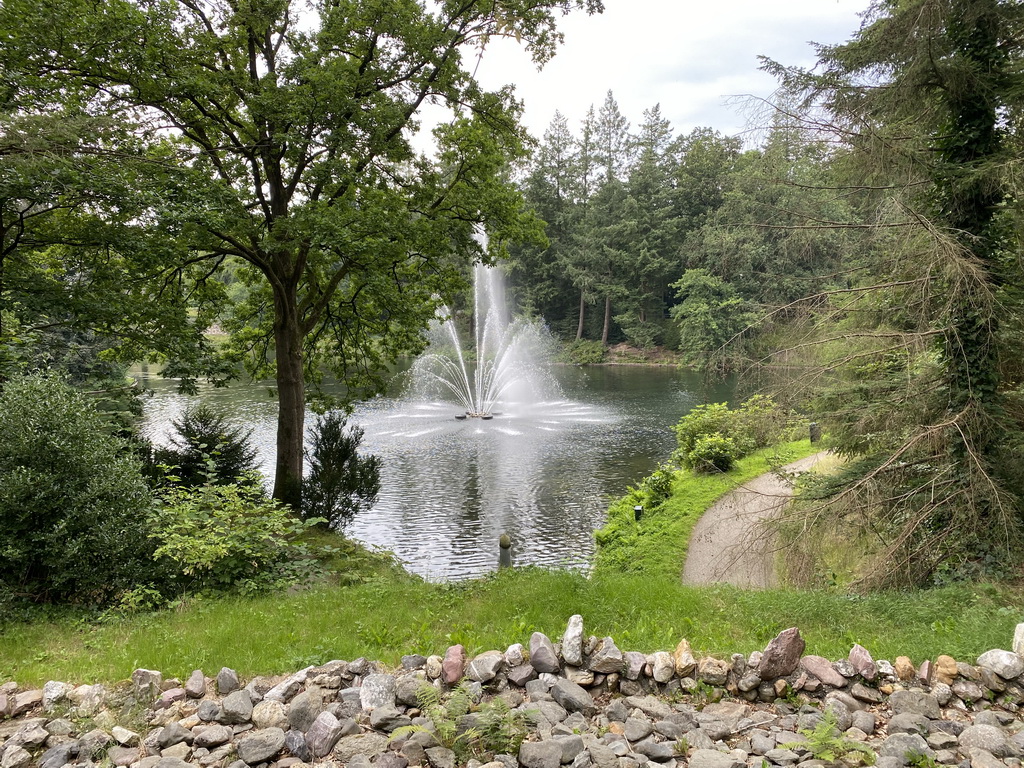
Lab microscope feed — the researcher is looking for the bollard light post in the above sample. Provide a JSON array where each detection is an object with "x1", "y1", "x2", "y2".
[
  {"x1": 634, "y1": 505, "x2": 643, "y2": 522},
  {"x1": 498, "y1": 533, "x2": 513, "y2": 569},
  {"x1": 809, "y1": 422, "x2": 821, "y2": 444}
]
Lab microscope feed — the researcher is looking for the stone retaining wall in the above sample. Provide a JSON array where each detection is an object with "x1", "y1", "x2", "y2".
[{"x1": 3, "y1": 617, "x2": 1024, "y2": 768}]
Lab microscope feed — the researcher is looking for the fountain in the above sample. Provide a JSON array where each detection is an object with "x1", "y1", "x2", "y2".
[{"x1": 413, "y1": 263, "x2": 555, "y2": 419}]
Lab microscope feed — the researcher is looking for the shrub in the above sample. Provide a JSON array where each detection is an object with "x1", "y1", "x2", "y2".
[
  {"x1": 150, "y1": 480, "x2": 321, "y2": 594},
  {"x1": 673, "y1": 396, "x2": 797, "y2": 471},
  {"x1": 561, "y1": 339, "x2": 606, "y2": 365},
  {"x1": 688, "y1": 433, "x2": 740, "y2": 473},
  {"x1": 0, "y1": 373, "x2": 155, "y2": 604},
  {"x1": 154, "y1": 404, "x2": 259, "y2": 487},
  {"x1": 302, "y1": 412, "x2": 381, "y2": 530}
]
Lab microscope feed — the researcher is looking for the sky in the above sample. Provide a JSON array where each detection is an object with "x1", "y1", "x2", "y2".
[{"x1": 467, "y1": 0, "x2": 871, "y2": 145}]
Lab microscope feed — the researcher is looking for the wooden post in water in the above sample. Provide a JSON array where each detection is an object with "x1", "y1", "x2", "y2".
[{"x1": 499, "y1": 533, "x2": 513, "y2": 569}]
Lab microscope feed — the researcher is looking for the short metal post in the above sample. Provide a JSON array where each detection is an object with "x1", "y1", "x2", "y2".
[
  {"x1": 499, "y1": 533, "x2": 513, "y2": 569},
  {"x1": 809, "y1": 422, "x2": 821, "y2": 443},
  {"x1": 634, "y1": 505, "x2": 643, "y2": 522}
]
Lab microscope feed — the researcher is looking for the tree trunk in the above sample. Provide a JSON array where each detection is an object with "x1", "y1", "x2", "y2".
[
  {"x1": 601, "y1": 295, "x2": 611, "y2": 346},
  {"x1": 576, "y1": 289, "x2": 586, "y2": 340},
  {"x1": 272, "y1": 284, "x2": 305, "y2": 510}
]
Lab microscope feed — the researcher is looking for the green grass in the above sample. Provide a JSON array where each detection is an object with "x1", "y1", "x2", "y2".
[
  {"x1": 592, "y1": 440, "x2": 820, "y2": 579},
  {"x1": 2, "y1": 569, "x2": 1020, "y2": 687}
]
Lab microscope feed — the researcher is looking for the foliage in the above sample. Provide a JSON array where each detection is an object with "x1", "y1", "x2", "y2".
[
  {"x1": 154, "y1": 405, "x2": 259, "y2": 488},
  {"x1": 670, "y1": 269, "x2": 754, "y2": 368},
  {"x1": 673, "y1": 396, "x2": 798, "y2": 470},
  {"x1": 560, "y1": 339, "x2": 606, "y2": 365},
  {"x1": 759, "y1": 0, "x2": 1024, "y2": 587},
  {"x1": 593, "y1": 440, "x2": 817, "y2": 579},
  {"x1": 150, "y1": 480, "x2": 323, "y2": 595},
  {"x1": 391, "y1": 681, "x2": 534, "y2": 761},
  {"x1": 302, "y1": 412, "x2": 382, "y2": 530},
  {"x1": 688, "y1": 434, "x2": 740, "y2": 474},
  {"x1": 785, "y1": 710, "x2": 875, "y2": 765},
  {"x1": 0, "y1": 0, "x2": 603, "y2": 507},
  {"x1": 0, "y1": 373, "x2": 155, "y2": 605}
]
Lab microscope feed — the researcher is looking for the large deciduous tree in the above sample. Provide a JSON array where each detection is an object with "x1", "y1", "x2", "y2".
[{"x1": 0, "y1": 0, "x2": 601, "y2": 507}]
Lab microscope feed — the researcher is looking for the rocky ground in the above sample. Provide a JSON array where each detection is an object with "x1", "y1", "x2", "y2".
[{"x1": 2, "y1": 617, "x2": 1023, "y2": 768}]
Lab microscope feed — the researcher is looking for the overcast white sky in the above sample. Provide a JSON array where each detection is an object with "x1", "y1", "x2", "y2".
[{"x1": 468, "y1": 0, "x2": 870, "y2": 144}]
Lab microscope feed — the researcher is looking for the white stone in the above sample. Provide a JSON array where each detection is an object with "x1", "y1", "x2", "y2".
[{"x1": 562, "y1": 615, "x2": 584, "y2": 667}]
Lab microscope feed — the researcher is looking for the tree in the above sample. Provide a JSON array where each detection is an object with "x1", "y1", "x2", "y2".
[
  {"x1": 0, "y1": 0, "x2": 602, "y2": 508},
  {"x1": 765, "y1": 0, "x2": 1024, "y2": 585}
]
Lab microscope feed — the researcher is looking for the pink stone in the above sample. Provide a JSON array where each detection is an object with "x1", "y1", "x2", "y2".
[{"x1": 442, "y1": 644, "x2": 466, "y2": 686}]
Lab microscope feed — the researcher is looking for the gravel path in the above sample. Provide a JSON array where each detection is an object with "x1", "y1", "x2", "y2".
[{"x1": 682, "y1": 452, "x2": 828, "y2": 589}]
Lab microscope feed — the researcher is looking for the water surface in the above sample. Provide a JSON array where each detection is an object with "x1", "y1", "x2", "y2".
[{"x1": 138, "y1": 365, "x2": 732, "y2": 580}]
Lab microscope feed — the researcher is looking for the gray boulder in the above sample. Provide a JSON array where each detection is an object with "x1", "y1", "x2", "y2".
[{"x1": 235, "y1": 727, "x2": 286, "y2": 764}]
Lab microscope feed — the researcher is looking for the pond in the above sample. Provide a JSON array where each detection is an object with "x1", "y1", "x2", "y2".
[{"x1": 137, "y1": 364, "x2": 732, "y2": 580}]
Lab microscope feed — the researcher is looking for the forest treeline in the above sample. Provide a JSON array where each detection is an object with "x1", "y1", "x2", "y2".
[{"x1": 507, "y1": 93, "x2": 848, "y2": 362}]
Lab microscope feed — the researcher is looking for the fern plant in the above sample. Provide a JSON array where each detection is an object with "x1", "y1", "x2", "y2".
[
  {"x1": 784, "y1": 710, "x2": 876, "y2": 765},
  {"x1": 391, "y1": 681, "x2": 534, "y2": 762}
]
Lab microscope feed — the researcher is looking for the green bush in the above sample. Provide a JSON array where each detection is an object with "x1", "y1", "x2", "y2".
[
  {"x1": 560, "y1": 339, "x2": 606, "y2": 365},
  {"x1": 150, "y1": 481, "x2": 322, "y2": 594},
  {"x1": 154, "y1": 404, "x2": 259, "y2": 487},
  {"x1": 688, "y1": 433, "x2": 740, "y2": 473},
  {"x1": 0, "y1": 373, "x2": 155, "y2": 604},
  {"x1": 673, "y1": 396, "x2": 797, "y2": 470},
  {"x1": 302, "y1": 412, "x2": 381, "y2": 530}
]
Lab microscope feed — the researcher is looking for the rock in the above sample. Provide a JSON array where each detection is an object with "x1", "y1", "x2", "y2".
[
  {"x1": 467, "y1": 651, "x2": 505, "y2": 683},
  {"x1": 849, "y1": 645, "x2": 877, "y2": 681},
  {"x1": 216, "y1": 668, "x2": 239, "y2": 695},
  {"x1": 236, "y1": 726, "x2": 286, "y2": 764},
  {"x1": 888, "y1": 713, "x2": 930, "y2": 735},
  {"x1": 41, "y1": 681, "x2": 71, "y2": 712},
  {"x1": 288, "y1": 689, "x2": 324, "y2": 732},
  {"x1": 889, "y1": 690, "x2": 941, "y2": 719},
  {"x1": 976, "y1": 649, "x2": 1024, "y2": 680},
  {"x1": 252, "y1": 699, "x2": 288, "y2": 729},
  {"x1": 155, "y1": 687, "x2": 186, "y2": 709},
  {"x1": 850, "y1": 683, "x2": 884, "y2": 704},
  {"x1": 426, "y1": 655, "x2": 444, "y2": 679},
  {"x1": 37, "y1": 743, "x2": 78, "y2": 768},
  {"x1": 505, "y1": 644, "x2": 527, "y2": 667},
  {"x1": 162, "y1": 741, "x2": 191, "y2": 760},
  {"x1": 959, "y1": 725, "x2": 1016, "y2": 759},
  {"x1": 623, "y1": 717, "x2": 653, "y2": 742},
  {"x1": 531, "y1": 633, "x2": 561, "y2": 674},
  {"x1": 306, "y1": 712, "x2": 346, "y2": 759},
  {"x1": 934, "y1": 655, "x2": 958, "y2": 685},
  {"x1": 799, "y1": 656, "x2": 847, "y2": 688},
  {"x1": 443, "y1": 645, "x2": 467, "y2": 685},
  {"x1": 158, "y1": 723, "x2": 193, "y2": 748},
  {"x1": 197, "y1": 700, "x2": 221, "y2": 722},
  {"x1": 219, "y1": 690, "x2": 253, "y2": 724},
  {"x1": 688, "y1": 749, "x2": 744, "y2": 768},
  {"x1": 758, "y1": 628, "x2": 804, "y2": 679},
  {"x1": 878, "y1": 733, "x2": 932, "y2": 760},
  {"x1": 9, "y1": 690, "x2": 42, "y2": 717},
  {"x1": 652, "y1": 652, "x2": 674, "y2": 684},
  {"x1": 185, "y1": 670, "x2": 207, "y2": 699},
  {"x1": 894, "y1": 657, "x2": 916, "y2": 681},
  {"x1": 402, "y1": 654, "x2": 427, "y2": 670},
  {"x1": 520, "y1": 741, "x2": 564, "y2": 768},
  {"x1": 333, "y1": 733, "x2": 389, "y2": 762},
  {"x1": 951, "y1": 679, "x2": 985, "y2": 704},
  {"x1": 763, "y1": 749, "x2": 799, "y2": 765},
  {"x1": 588, "y1": 637, "x2": 624, "y2": 674},
  {"x1": 623, "y1": 652, "x2": 646, "y2": 682},
  {"x1": 377, "y1": 754, "x2": 411, "y2": 768},
  {"x1": 112, "y1": 726, "x2": 140, "y2": 746},
  {"x1": 1014, "y1": 624, "x2": 1024, "y2": 657},
  {"x1": 633, "y1": 738, "x2": 674, "y2": 762},
  {"x1": 563, "y1": 616, "x2": 585, "y2": 667},
  {"x1": 133, "y1": 669, "x2": 163, "y2": 702},
  {"x1": 425, "y1": 746, "x2": 457, "y2": 768},
  {"x1": 263, "y1": 668, "x2": 312, "y2": 703},
  {"x1": 553, "y1": 734, "x2": 585, "y2": 764},
  {"x1": 285, "y1": 729, "x2": 310, "y2": 762},
  {"x1": 697, "y1": 658, "x2": 730, "y2": 686},
  {"x1": 673, "y1": 640, "x2": 696, "y2": 677},
  {"x1": 370, "y1": 705, "x2": 412, "y2": 732},
  {"x1": 192, "y1": 725, "x2": 232, "y2": 749},
  {"x1": 1, "y1": 746, "x2": 32, "y2": 768},
  {"x1": 550, "y1": 678, "x2": 595, "y2": 716},
  {"x1": 360, "y1": 673, "x2": 397, "y2": 710},
  {"x1": 968, "y1": 747, "x2": 1008, "y2": 768},
  {"x1": 508, "y1": 664, "x2": 538, "y2": 687}
]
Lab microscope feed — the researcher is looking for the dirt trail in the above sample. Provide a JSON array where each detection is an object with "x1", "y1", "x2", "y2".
[{"x1": 681, "y1": 452, "x2": 828, "y2": 589}]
